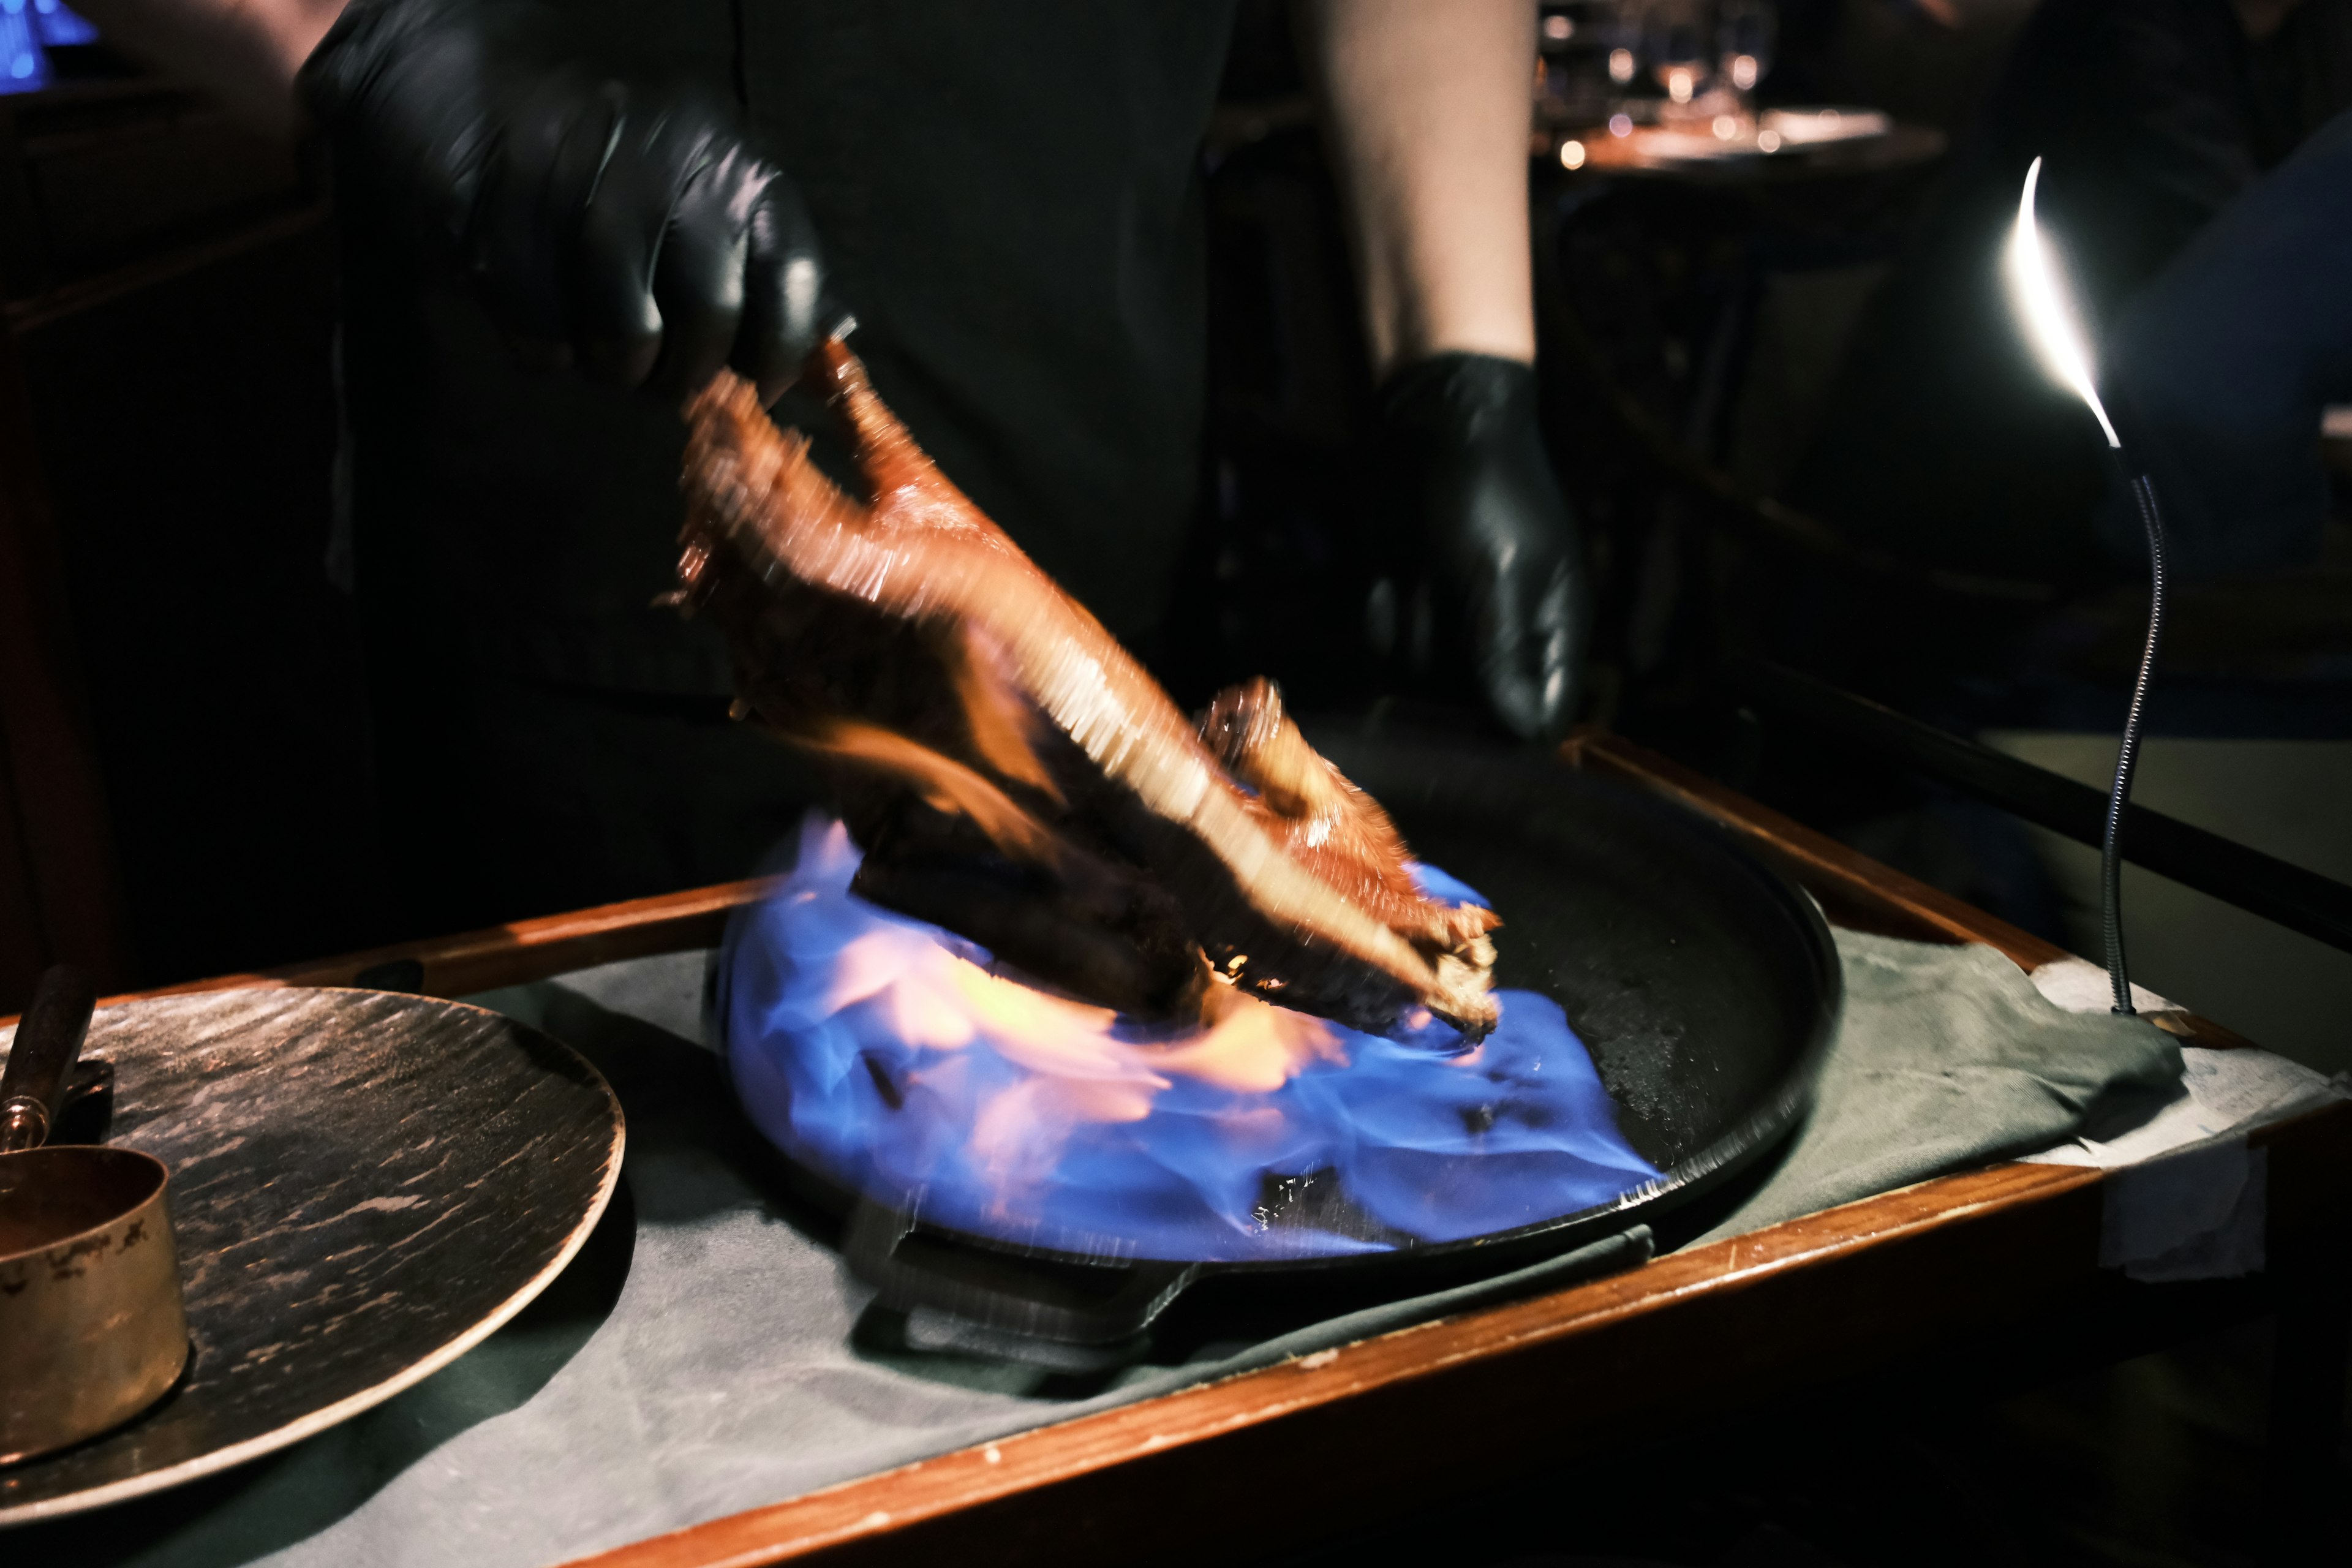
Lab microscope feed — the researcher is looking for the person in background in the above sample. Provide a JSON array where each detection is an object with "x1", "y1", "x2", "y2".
[
  {"x1": 1791, "y1": 0, "x2": 2352, "y2": 582},
  {"x1": 67, "y1": 0, "x2": 1584, "y2": 933},
  {"x1": 2100, "y1": 103, "x2": 2352, "y2": 576}
]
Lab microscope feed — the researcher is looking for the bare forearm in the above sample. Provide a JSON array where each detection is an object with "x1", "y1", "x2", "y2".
[
  {"x1": 70, "y1": 0, "x2": 348, "y2": 134},
  {"x1": 1294, "y1": 0, "x2": 1537, "y2": 377}
]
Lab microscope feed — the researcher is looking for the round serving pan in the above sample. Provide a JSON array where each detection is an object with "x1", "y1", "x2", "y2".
[{"x1": 753, "y1": 736, "x2": 1842, "y2": 1346}]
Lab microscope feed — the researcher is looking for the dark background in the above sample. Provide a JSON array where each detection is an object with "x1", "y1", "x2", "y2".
[
  {"x1": 0, "y1": 7, "x2": 2347, "y2": 1564},
  {"x1": 4, "y1": 2, "x2": 2348, "y2": 1020}
]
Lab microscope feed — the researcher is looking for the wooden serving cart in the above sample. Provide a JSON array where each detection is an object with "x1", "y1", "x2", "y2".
[{"x1": 118, "y1": 733, "x2": 2352, "y2": 1568}]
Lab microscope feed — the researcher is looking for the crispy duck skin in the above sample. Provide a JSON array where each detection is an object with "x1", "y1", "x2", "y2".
[{"x1": 675, "y1": 340, "x2": 1500, "y2": 1037}]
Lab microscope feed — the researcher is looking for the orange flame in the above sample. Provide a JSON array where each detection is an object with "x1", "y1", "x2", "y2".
[{"x1": 807, "y1": 826, "x2": 1351, "y2": 1219}]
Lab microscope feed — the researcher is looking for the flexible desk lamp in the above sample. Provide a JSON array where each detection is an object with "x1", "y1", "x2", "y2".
[{"x1": 2005, "y1": 156, "x2": 2168, "y2": 1015}]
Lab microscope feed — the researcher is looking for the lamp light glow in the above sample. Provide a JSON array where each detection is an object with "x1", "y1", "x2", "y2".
[
  {"x1": 2007, "y1": 157, "x2": 2120, "y2": 449},
  {"x1": 2002, "y1": 156, "x2": 2169, "y2": 1017}
]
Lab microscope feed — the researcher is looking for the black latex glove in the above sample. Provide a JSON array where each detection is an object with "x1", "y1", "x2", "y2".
[
  {"x1": 299, "y1": 0, "x2": 829, "y2": 402},
  {"x1": 1373, "y1": 353, "x2": 1588, "y2": 742}
]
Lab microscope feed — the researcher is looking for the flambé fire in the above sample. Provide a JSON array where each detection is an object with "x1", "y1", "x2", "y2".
[
  {"x1": 674, "y1": 341, "x2": 1498, "y2": 1039},
  {"x1": 720, "y1": 816, "x2": 1662, "y2": 1261},
  {"x1": 682, "y1": 344, "x2": 1654, "y2": 1256}
]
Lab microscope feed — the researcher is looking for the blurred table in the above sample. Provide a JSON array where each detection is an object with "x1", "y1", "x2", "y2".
[
  {"x1": 1537, "y1": 106, "x2": 1947, "y2": 183},
  {"x1": 1523, "y1": 104, "x2": 1954, "y2": 716}
]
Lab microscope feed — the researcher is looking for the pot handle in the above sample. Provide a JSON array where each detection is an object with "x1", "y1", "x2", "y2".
[
  {"x1": 0, "y1": 965, "x2": 96, "y2": 1153},
  {"x1": 845, "y1": 1197, "x2": 1200, "y2": 1347}
]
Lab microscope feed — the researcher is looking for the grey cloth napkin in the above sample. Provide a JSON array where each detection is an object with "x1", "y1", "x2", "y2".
[
  {"x1": 34, "y1": 930, "x2": 2180, "y2": 1568},
  {"x1": 1686, "y1": 930, "x2": 2182, "y2": 1245}
]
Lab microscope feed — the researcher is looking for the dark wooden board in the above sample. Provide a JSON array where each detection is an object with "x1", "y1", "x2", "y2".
[
  {"x1": 39, "y1": 731, "x2": 2334, "y2": 1564},
  {"x1": 547, "y1": 1098, "x2": 2350, "y2": 1568},
  {"x1": 0, "y1": 988, "x2": 624, "y2": 1524},
  {"x1": 125, "y1": 876, "x2": 778, "y2": 1006}
]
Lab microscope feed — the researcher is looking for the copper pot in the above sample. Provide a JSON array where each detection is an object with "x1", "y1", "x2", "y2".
[{"x1": 0, "y1": 969, "x2": 188, "y2": 1464}]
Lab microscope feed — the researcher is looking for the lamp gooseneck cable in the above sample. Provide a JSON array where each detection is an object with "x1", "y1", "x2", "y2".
[
  {"x1": 2009, "y1": 156, "x2": 2167, "y2": 1015},
  {"x1": 2100, "y1": 469, "x2": 2167, "y2": 1015}
]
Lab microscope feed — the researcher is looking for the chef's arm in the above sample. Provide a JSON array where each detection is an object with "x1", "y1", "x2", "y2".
[
  {"x1": 1294, "y1": 0, "x2": 1580, "y2": 741},
  {"x1": 68, "y1": 0, "x2": 828, "y2": 402},
  {"x1": 1293, "y1": 0, "x2": 1538, "y2": 377},
  {"x1": 66, "y1": 0, "x2": 345, "y2": 135}
]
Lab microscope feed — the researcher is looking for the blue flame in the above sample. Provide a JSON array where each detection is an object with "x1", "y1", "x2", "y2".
[
  {"x1": 2, "y1": 0, "x2": 98, "y2": 91},
  {"x1": 722, "y1": 815, "x2": 1661, "y2": 1262},
  {"x1": 1, "y1": 0, "x2": 50, "y2": 94},
  {"x1": 34, "y1": 2, "x2": 100, "y2": 47}
]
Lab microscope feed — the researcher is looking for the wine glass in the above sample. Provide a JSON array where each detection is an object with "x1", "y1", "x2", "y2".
[
  {"x1": 1597, "y1": 0, "x2": 1643, "y2": 94},
  {"x1": 1643, "y1": 0, "x2": 1711, "y2": 118},
  {"x1": 1536, "y1": 4, "x2": 1618, "y2": 124},
  {"x1": 1717, "y1": 0, "x2": 1776, "y2": 115}
]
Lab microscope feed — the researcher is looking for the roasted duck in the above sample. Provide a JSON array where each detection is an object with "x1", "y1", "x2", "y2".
[{"x1": 674, "y1": 340, "x2": 1500, "y2": 1038}]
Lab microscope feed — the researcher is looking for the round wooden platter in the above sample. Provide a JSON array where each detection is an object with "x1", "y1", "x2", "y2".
[{"x1": 0, "y1": 988, "x2": 624, "y2": 1526}]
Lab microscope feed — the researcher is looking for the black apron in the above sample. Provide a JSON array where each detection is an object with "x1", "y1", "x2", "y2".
[{"x1": 336, "y1": 2, "x2": 1239, "y2": 929}]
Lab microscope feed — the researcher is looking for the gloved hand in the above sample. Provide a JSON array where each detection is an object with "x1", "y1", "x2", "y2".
[
  {"x1": 1373, "y1": 353, "x2": 1588, "y2": 741},
  {"x1": 299, "y1": 0, "x2": 830, "y2": 403}
]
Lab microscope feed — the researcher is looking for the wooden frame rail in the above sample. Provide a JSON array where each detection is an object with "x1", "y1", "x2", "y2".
[
  {"x1": 116, "y1": 731, "x2": 2245, "y2": 1045},
  {"x1": 110, "y1": 732, "x2": 2060, "y2": 1005},
  {"x1": 111, "y1": 876, "x2": 779, "y2": 1010}
]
